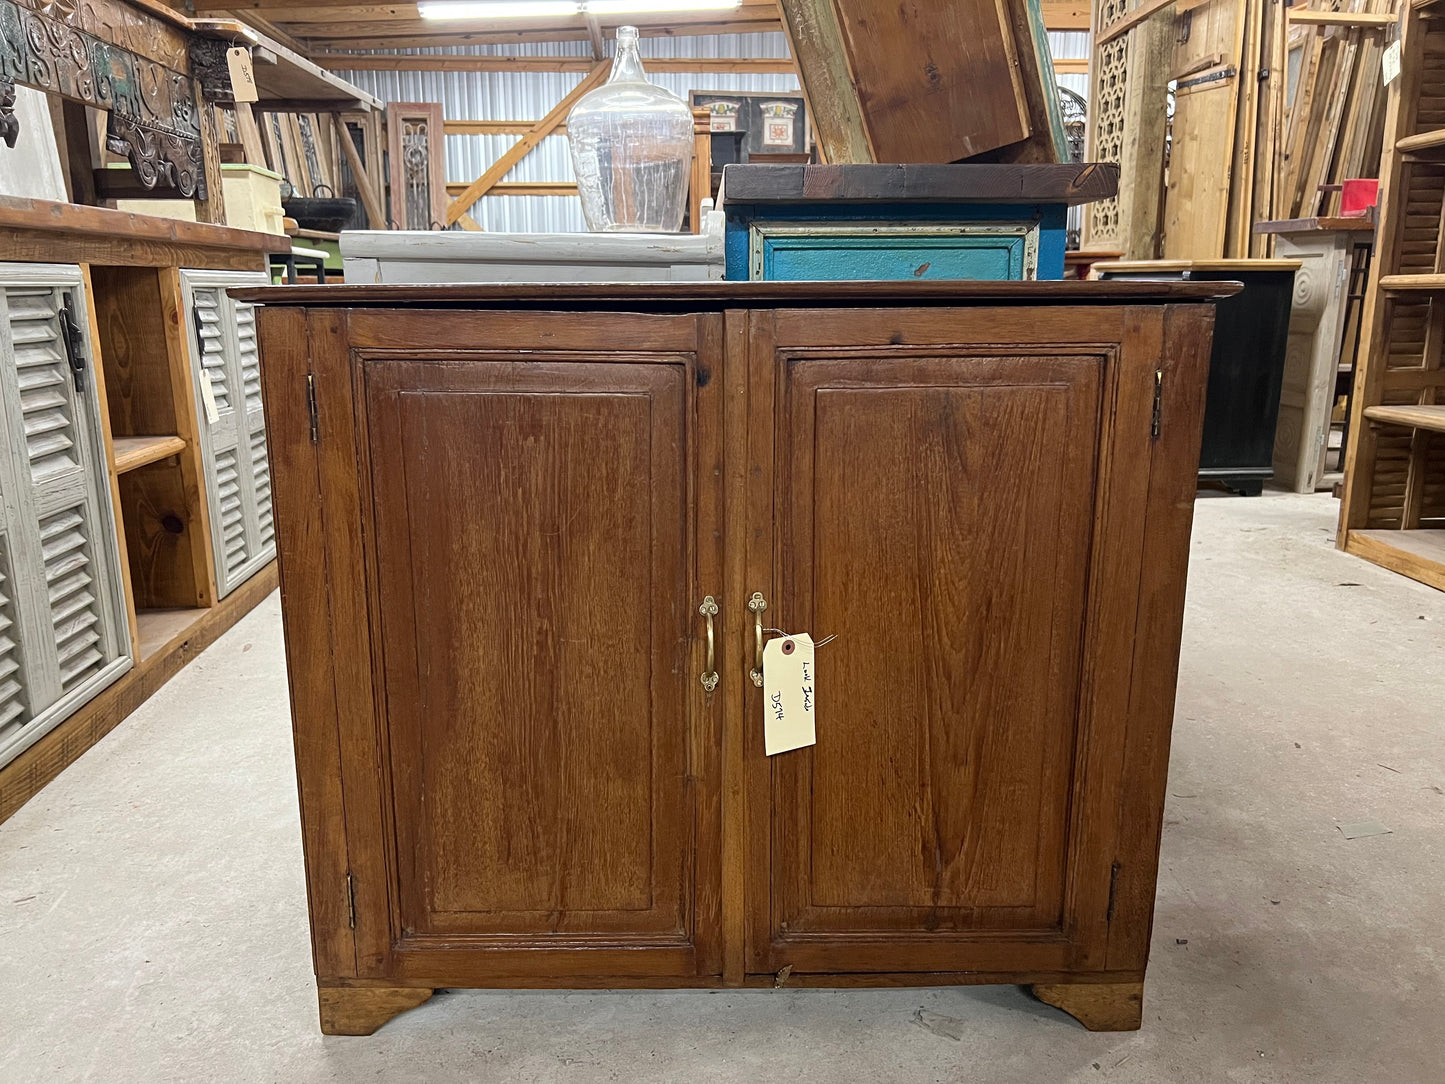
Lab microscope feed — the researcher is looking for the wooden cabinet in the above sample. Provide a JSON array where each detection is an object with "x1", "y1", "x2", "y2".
[
  {"x1": 251, "y1": 281, "x2": 1226, "y2": 1037},
  {"x1": 0, "y1": 263, "x2": 131, "y2": 770},
  {"x1": 178, "y1": 270, "x2": 275, "y2": 598}
]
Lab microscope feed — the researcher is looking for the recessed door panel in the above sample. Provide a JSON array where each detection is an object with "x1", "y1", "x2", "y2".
[
  {"x1": 363, "y1": 353, "x2": 707, "y2": 974},
  {"x1": 750, "y1": 329, "x2": 1114, "y2": 975}
]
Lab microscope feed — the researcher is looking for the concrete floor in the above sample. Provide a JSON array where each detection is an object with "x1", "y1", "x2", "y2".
[{"x1": 1, "y1": 491, "x2": 1442, "y2": 1083}]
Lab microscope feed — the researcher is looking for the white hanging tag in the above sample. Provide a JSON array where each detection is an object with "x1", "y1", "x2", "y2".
[
  {"x1": 200, "y1": 370, "x2": 220, "y2": 424},
  {"x1": 763, "y1": 633, "x2": 816, "y2": 756},
  {"x1": 228, "y1": 47, "x2": 259, "y2": 104},
  {"x1": 1382, "y1": 41, "x2": 1401, "y2": 86}
]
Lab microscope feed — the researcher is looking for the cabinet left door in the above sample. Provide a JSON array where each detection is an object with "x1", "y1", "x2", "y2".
[
  {"x1": 178, "y1": 270, "x2": 275, "y2": 599},
  {"x1": 267, "y1": 307, "x2": 727, "y2": 989},
  {"x1": 0, "y1": 264, "x2": 132, "y2": 769}
]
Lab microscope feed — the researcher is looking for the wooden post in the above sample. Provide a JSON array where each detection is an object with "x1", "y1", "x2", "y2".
[
  {"x1": 775, "y1": 0, "x2": 873, "y2": 163},
  {"x1": 332, "y1": 113, "x2": 387, "y2": 229},
  {"x1": 691, "y1": 107, "x2": 712, "y2": 234},
  {"x1": 193, "y1": 95, "x2": 228, "y2": 225}
]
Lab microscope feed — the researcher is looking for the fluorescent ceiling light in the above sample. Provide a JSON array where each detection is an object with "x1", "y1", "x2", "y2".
[
  {"x1": 418, "y1": 1, "x2": 580, "y2": 18},
  {"x1": 587, "y1": 0, "x2": 741, "y2": 11},
  {"x1": 418, "y1": 0, "x2": 741, "y2": 18}
]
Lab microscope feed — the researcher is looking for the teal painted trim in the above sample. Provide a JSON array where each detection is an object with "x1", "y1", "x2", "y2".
[
  {"x1": 761, "y1": 233, "x2": 1027, "y2": 281},
  {"x1": 726, "y1": 202, "x2": 1070, "y2": 279},
  {"x1": 1026, "y1": 0, "x2": 1070, "y2": 161}
]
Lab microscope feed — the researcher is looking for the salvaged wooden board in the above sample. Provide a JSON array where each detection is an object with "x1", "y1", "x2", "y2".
[
  {"x1": 777, "y1": 0, "x2": 1065, "y2": 163},
  {"x1": 1082, "y1": 0, "x2": 1171, "y2": 258}
]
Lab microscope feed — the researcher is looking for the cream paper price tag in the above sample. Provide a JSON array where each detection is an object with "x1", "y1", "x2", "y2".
[
  {"x1": 763, "y1": 633, "x2": 815, "y2": 756},
  {"x1": 200, "y1": 370, "x2": 220, "y2": 424},
  {"x1": 1383, "y1": 40, "x2": 1401, "y2": 86},
  {"x1": 227, "y1": 47, "x2": 259, "y2": 104}
]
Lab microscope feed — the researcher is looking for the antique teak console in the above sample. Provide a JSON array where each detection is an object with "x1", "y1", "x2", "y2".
[{"x1": 244, "y1": 279, "x2": 1233, "y2": 1035}]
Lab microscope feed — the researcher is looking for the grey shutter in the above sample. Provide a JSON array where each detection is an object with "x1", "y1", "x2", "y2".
[
  {"x1": 179, "y1": 270, "x2": 274, "y2": 598},
  {"x1": 0, "y1": 264, "x2": 131, "y2": 769}
]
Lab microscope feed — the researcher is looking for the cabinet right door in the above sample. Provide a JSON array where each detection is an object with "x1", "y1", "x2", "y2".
[{"x1": 745, "y1": 304, "x2": 1183, "y2": 979}]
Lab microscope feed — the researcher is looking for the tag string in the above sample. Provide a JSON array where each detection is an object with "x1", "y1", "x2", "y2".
[{"x1": 763, "y1": 628, "x2": 837, "y2": 648}]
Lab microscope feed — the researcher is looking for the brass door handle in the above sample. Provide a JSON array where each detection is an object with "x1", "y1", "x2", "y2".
[
  {"x1": 699, "y1": 595, "x2": 719, "y2": 692},
  {"x1": 748, "y1": 592, "x2": 767, "y2": 687}
]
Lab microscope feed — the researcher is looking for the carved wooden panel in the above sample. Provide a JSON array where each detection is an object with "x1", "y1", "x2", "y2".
[
  {"x1": 1083, "y1": 0, "x2": 1168, "y2": 258},
  {"x1": 385, "y1": 101, "x2": 447, "y2": 231},
  {"x1": 0, "y1": 0, "x2": 212, "y2": 197}
]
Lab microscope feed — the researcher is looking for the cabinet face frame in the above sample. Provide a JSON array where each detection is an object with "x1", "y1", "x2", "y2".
[
  {"x1": 265, "y1": 299, "x2": 1212, "y2": 993},
  {"x1": 0, "y1": 262, "x2": 132, "y2": 770}
]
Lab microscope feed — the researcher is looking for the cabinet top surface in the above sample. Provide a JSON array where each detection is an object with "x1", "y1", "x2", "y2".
[{"x1": 232, "y1": 279, "x2": 1240, "y2": 308}]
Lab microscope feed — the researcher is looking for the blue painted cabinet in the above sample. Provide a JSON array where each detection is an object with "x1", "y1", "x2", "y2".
[
  {"x1": 729, "y1": 204, "x2": 1066, "y2": 281},
  {"x1": 719, "y1": 164, "x2": 1117, "y2": 283}
]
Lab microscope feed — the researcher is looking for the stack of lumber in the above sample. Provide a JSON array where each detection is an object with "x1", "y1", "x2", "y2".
[
  {"x1": 1160, "y1": 0, "x2": 1289, "y2": 259},
  {"x1": 1279, "y1": 0, "x2": 1398, "y2": 221},
  {"x1": 253, "y1": 111, "x2": 344, "y2": 197},
  {"x1": 778, "y1": 0, "x2": 1067, "y2": 164}
]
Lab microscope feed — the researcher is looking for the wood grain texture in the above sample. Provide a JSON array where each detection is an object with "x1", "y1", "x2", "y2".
[
  {"x1": 0, "y1": 196, "x2": 285, "y2": 255},
  {"x1": 775, "y1": 0, "x2": 874, "y2": 163},
  {"x1": 0, "y1": 564, "x2": 276, "y2": 825},
  {"x1": 1104, "y1": 304, "x2": 1214, "y2": 971},
  {"x1": 262, "y1": 289, "x2": 1222, "y2": 1019},
  {"x1": 719, "y1": 163, "x2": 1118, "y2": 205},
  {"x1": 112, "y1": 436, "x2": 188, "y2": 473},
  {"x1": 81, "y1": 263, "x2": 142, "y2": 668},
  {"x1": 760, "y1": 346, "x2": 1104, "y2": 972},
  {"x1": 832, "y1": 0, "x2": 1029, "y2": 161},
  {"x1": 367, "y1": 359, "x2": 689, "y2": 934},
  {"x1": 316, "y1": 985, "x2": 433, "y2": 1036},
  {"x1": 89, "y1": 268, "x2": 180, "y2": 438},
  {"x1": 1032, "y1": 981, "x2": 1144, "y2": 1030},
  {"x1": 1344, "y1": 529, "x2": 1445, "y2": 591},
  {"x1": 158, "y1": 269, "x2": 219, "y2": 608},
  {"x1": 260, "y1": 306, "x2": 359, "y2": 979},
  {"x1": 117, "y1": 463, "x2": 207, "y2": 610},
  {"x1": 230, "y1": 281, "x2": 1240, "y2": 306}
]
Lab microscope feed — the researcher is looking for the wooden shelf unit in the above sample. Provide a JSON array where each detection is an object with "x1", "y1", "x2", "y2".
[
  {"x1": 0, "y1": 203, "x2": 282, "y2": 824},
  {"x1": 112, "y1": 435, "x2": 188, "y2": 474},
  {"x1": 1363, "y1": 404, "x2": 1445, "y2": 431},
  {"x1": 1338, "y1": 2, "x2": 1445, "y2": 590}
]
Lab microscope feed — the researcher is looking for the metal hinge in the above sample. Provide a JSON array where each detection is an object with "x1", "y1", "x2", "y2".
[
  {"x1": 306, "y1": 372, "x2": 320, "y2": 443},
  {"x1": 1106, "y1": 860, "x2": 1121, "y2": 922},
  {"x1": 57, "y1": 299, "x2": 87, "y2": 393},
  {"x1": 1150, "y1": 369, "x2": 1163, "y2": 440},
  {"x1": 346, "y1": 873, "x2": 356, "y2": 929}
]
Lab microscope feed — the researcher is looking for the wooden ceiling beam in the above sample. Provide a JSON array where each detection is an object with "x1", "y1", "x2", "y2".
[
  {"x1": 320, "y1": 51, "x2": 794, "y2": 72},
  {"x1": 1040, "y1": 0, "x2": 1090, "y2": 30},
  {"x1": 298, "y1": 19, "x2": 782, "y2": 48},
  {"x1": 447, "y1": 59, "x2": 608, "y2": 225}
]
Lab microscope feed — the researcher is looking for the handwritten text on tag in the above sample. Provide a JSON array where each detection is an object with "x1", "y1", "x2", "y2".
[
  {"x1": 763, "y1": 633, "x2": 815, "y2": 756},
  {"x1": 228, "y1": 47, "x2": 259, "y2": 104}
]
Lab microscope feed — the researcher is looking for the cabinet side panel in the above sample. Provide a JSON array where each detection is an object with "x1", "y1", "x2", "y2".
[
  {"x1": 259, "y1": 305, "x2": 356, "y2": 978},
  {"x1": 1105, "y1": 303, "x2": 1215, "y2": 971}
]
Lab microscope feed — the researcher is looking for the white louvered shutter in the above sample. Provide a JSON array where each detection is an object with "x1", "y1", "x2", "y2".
[
  {"x1": 179, "y1": 270, "x2": 274, "y2": 598},
  {"x1": 0, "y1": 264, "x2": 131, "y2": 769}
]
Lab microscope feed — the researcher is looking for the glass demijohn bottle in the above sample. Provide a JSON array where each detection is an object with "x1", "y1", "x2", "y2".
[{"x1": 567, "y1": 26, "x2": 695, "y2": 233}]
